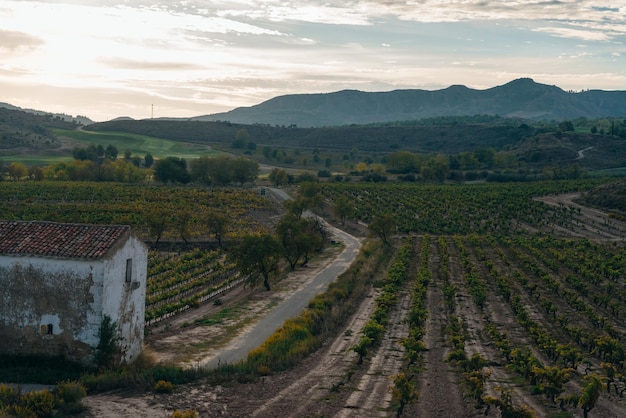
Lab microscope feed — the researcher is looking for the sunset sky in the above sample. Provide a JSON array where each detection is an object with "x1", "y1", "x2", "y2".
[{"x1": 1, "y1": 1, "x2": 625, "y2": 122}]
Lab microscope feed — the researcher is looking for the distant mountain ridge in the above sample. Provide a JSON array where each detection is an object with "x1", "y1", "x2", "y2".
[{"x1": 196, "y1": 78, "x2": 626, "y2": 127}]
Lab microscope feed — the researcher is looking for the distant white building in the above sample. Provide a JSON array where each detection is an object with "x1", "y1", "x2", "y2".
[{"x1": 0, "y1": 221, "x2": 148, "y2": 365}]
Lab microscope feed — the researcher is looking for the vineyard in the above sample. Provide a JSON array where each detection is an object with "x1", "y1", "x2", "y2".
[
  {"x1": 381, "y1": 231, "x2": 626, "y2": 417},
  {"x1": 145, "y1": 248, "x2": 241, "y2": 324},
  {"x1": 0, "y1": 181, "x2": 279, "y2": 242},
  {"x1": 2, "y1": 176, "x2": 626, "y2": 416}
]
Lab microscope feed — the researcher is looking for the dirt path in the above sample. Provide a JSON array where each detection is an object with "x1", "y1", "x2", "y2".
[
  {"x1": 250, "y1": 289, "x2": 378, "y2": 418},
  {"x1": 336, "y1": 288, "x2": 411, "y2": 417},
  {"x1": 411, "y1": 240, "x2": 477, "y2": 418},
  {"x1": 535, "y1": 192, "x2": 626, "y2": 240}
]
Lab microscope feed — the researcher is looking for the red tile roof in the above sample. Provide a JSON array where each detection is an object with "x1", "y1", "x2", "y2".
[{"x1": 0, "y1": 221, "x2": 131, "y2": 260}]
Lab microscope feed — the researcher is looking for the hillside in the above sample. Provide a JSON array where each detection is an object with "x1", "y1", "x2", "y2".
[
  {"x1": 0, "y1": 107, "x2": 79, "y2": 152},
  {"x1": 84, "y1": 117, "x2": 626, "y2": 170},
  {"x1": 196, "y1": 78, "x2": 626, "y2": 127},
  {"x1": 577, "y1": 179, "x2": 626, "y2": 216}
]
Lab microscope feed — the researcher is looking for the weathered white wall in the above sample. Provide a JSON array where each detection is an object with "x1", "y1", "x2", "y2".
[
  {"x1": 102, "y1": 235, "x2": 148, "y2": 364},
  {"x1": 0, "y1": 256, "x2": 104, "y2": 361},
  {"x1": 0, "y1": 233, "x2": 148, "y2": 365}
]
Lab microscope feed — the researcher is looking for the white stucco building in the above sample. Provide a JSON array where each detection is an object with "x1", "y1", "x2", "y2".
[{"x1": 0, "y1": 220, "x2": 148, "y2": 365}]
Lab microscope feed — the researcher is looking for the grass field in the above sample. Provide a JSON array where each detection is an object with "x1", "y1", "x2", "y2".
[{"x1": 52, "y1": 128, "x2": 220, "y2": 160}]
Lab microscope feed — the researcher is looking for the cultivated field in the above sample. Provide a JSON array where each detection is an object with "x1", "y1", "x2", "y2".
[{"x1": 2, "y1": 179, "x2": 624, "y2": 417}]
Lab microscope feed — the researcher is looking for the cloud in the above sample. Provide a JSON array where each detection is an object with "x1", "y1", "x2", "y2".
[
  {"x1": 100, "y1": 58, "x2": 205, "y2": 71},
  {"x1": 534, "y1": 26, "x2": 611, "y2": 41},
  {"x1": 0, "y1": 30, "x2": 43, "y2": 52}
]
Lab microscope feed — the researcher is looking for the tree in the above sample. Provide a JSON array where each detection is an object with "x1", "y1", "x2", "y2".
[
  {"x1": 154, "y1": 156, "x2": 190, "y2": 184},
  {"x1": 332, "y1": 196, "x2": 354, "y2": 225},
  {"x1": 7, "y1": 162, "x2": 28, "y2": 180},
  {"x1": 175, "y1": 210, "x2": 193, "y2": 244},
  {"x1": 144, "y1": 153, "x2": 154, "y2": 168},
  {"x1": 229, "y1": 234, "x2": 282, "y2": 291},
  {"x1": 205, "y1": 209, "x2": 228, "y2": 247},
  {"x1": 207, "y1": 155, "x2": 232, "y2": 186},
  {"x1": 232, "y1": 128, "x2": 250, "y2": 148},
  {"x1": 559, "y1": 120, "x2": 575, "y2": 132},
  {"x1": 231, "y1": 156, "x2": 259, "y2": 185},
  {"x1": 189, "y1": 156, "x2": 212, "y2": 185},
  {"x1": 269, "y1": 168, "x2": 290, "y2": 187},
  {"x1": 105, "y1": 144, "x2": 118, "y2": 160},
  {"x1": 145, "y1": 207, "x2": 170, "y2": 248},
  {"x1": 368, "y1": 213, "x2": 396, "y2": 244},
  {"x1": 275, "y1": 214, "x2": 323, "y2": 270}
]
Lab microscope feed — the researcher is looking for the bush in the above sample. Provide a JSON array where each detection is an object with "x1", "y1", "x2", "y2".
[
  {"x1": 172, "y1": 410, "x2": 198, "y2": 418},
  {"x1": 21, "y1": 389, "x2": 55, "y2": 418},
  {"x1": 153, "y1": 380, "x2": 174, "y2": 394},
  {"x1": 0, "y1": 383, "x2": 19, "y2": 406},
  {"x1": 56, "y1": 380, "x2": 87, "y2": 404}
]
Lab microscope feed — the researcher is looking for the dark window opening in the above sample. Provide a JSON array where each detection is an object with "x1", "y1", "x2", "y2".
[
  {"x1": 47, "y1": 324, "x2": 53, "y2": 335},
  {"x1": 125, "y1": 258, "x2": 133, "y2": 282}
]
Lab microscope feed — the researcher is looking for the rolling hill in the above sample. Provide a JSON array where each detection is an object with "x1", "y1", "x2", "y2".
[{"x1": 195, "y1": 78, "x2": 626, "y2": 127}]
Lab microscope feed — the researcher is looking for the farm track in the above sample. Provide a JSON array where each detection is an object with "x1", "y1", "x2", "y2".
[
  {"x1": 336, "y1": 287, "x2": 411, "y2": 417},
  {"x1": 249, "y1": 288, "x2": 378, "y2": 418},
  {"x1": 410, "y1": 238, "x2": 478, "y2": 418}
]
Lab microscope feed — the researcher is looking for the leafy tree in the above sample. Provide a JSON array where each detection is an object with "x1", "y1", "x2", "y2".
[
  {"x1": 175, "y1": 210, "x2": 193, "y2": 244},
  {"x1": 276, "y1": 214, "x2": 323, "y2": 270},
  {"x1": 145, "y1": 207, "x2": 170, "y2": 248},
  {"x1": 205, "y1": 209, "x2": 228, "y2": 247},
  {"x1": 105, "y1": 144, "x2": 118, "y2": 160},
  {"x1": 332, "y1": 196, "x2": 354, "y2": 225},
  {"x1": 232, "y1": 128, "x2": 249, "y2": 148},
  {"x1": 7, "y1": 162, "x2": 28, "y2": 180},
  {"x1": 144, "y1": 152, "x2": 154, "y2": 168},
  {"x1": 154, "y1": 156, "x2": 190, "y2": 184},
  {"x1": 207, "y1": 155, "x2": 232, "y2": 186},
  {"x1": 189, "y1": 156, "x2": 212, "y2": 185},
  {"x1": 231, "y1": 156, "x2": 259, "y2": 185},
  {"x1": 269, "y1": 168, "x2": 290, "y2": 186},
  {"x1": 559, "y1": 120, "x2": 575, "y2": 132},
  {"x1": 368, "y1": 213, "x2": 396, "y2": 244},
  {"x1": 229, "y1": 233, "x2": 282, "y2": 291}
]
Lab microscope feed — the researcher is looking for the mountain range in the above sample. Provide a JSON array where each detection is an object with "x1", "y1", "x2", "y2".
[{"x1": 195, "y1": 78, "x2": 626, "y2": 127}]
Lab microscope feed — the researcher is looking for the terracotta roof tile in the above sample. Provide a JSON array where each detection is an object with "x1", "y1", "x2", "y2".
[{"x1": 0, "y1": 221, "x2": 131, "y2": 260}]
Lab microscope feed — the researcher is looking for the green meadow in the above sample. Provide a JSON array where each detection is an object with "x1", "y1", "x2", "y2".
[{"x1": 52, "y1": 129, "x2": 219, "y2": 160}]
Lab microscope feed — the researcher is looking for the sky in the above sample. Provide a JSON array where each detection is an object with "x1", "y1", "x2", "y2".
[{"x1": 1, "y1": 1, "x2": 625, "y2": 122}]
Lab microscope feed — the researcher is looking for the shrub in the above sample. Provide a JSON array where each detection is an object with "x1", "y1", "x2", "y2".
[
  {"x1": 0, "y1": 383, "x2": 19, "y2": 406},
  {"x1": 56, "y1": 380, "x2": 87, "y2": 404},
  {"x1": 153, "y1": 380, "x2": 174, "y2": 394},
  {"x1": 21, "y1": 389, "x2": 55, "y2": 417},
  {"x1": 172, "y1": 410, "x2": 198, "y2": 418}
]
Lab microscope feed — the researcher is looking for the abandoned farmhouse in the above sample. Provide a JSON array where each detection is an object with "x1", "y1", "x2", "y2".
[{"x1": 0, "y1": 220, "x2": 148, "y2": 365}]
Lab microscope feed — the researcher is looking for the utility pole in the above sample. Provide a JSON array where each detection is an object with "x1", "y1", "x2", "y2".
[{"x1": 151, "y1": 104, "x2": 154, "y2": 119}]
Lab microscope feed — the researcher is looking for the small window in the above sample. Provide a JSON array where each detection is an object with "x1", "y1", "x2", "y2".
[
  {"x1": 47, "y1": 324, "x2": 53, "y2": 335},
  {"x1": 125, "y1": 258, "x2": 133, "y2": 282}
]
